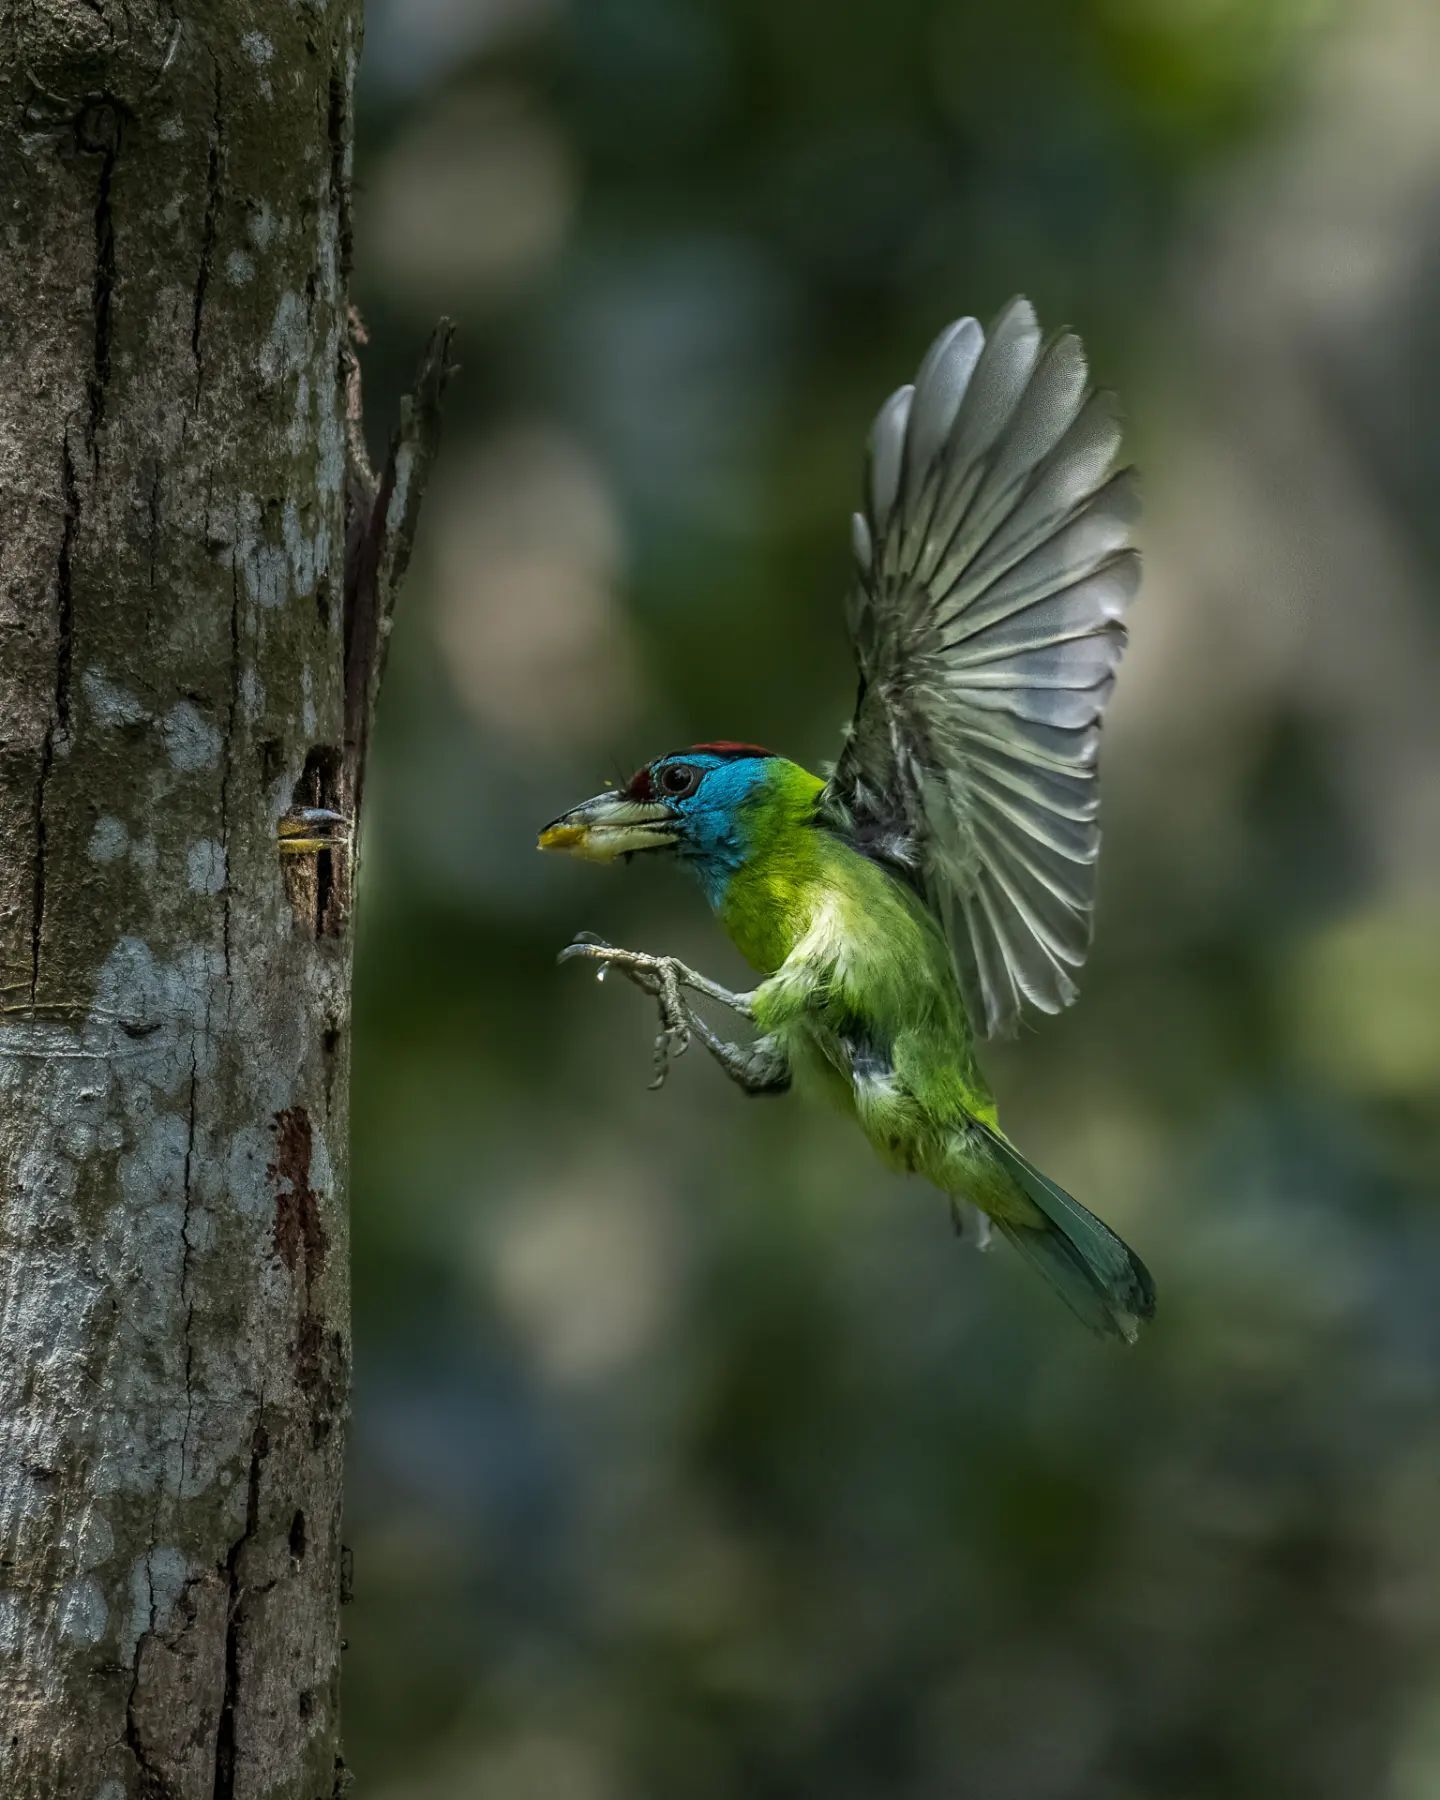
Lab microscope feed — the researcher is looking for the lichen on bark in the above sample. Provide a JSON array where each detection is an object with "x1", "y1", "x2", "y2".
[{"x1": 0, "y1": 5, "x2": 449, "y2": 1794}]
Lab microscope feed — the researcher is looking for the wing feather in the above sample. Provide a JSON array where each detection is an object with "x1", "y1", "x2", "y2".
[{"x1": 821, "y1": 300, "x2": 1138, "y2": 1037}]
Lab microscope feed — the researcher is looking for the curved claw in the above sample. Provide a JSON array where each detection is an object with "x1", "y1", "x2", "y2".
[
  {"x1": 557, "y1": 938, "x2": 602, "y2": 968},
  {"x1": 558, "y1": 937, "x2": 637, "y2": 986},
  {"x1": 558, "y1": 938, "x2": 664, "y2": 996}
]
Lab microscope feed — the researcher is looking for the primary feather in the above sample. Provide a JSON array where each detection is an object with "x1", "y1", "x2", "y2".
[{"x1": 823, "y1": 297, "x2": 1139, "y2": 1038}]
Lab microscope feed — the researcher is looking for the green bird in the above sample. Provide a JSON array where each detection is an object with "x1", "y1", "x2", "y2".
[{"x1": 539, "y1": 298, "x2": 1155, "y2": 1340}]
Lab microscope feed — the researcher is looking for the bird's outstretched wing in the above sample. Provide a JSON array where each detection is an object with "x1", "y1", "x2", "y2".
[{"x1": 821, "y1": 298, "x2": 1138, "y2": 1038}]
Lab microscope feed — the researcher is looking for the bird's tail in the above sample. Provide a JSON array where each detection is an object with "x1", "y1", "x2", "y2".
[{"x1": 979, "y1": 1124, "x2": 1156, "y2": 1343}]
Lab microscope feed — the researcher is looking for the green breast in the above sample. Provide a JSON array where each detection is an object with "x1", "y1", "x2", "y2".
[{"x1": 716, "y1": 762, "x2": 832, "y2": 973}]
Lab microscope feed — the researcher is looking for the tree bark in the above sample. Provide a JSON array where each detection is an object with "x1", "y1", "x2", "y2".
[{"x1": 0, "y1": 6, "x2": 448, "y2": 1794}]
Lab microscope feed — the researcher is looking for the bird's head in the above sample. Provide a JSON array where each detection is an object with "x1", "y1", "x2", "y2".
[{"x1": 538, "y1": 743, "x2": 779, "y2": 876}]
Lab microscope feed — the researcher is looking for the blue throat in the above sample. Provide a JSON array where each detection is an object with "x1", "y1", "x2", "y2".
[{"x1": 671, "y1": 756, "x2": 769, "y2": 908}]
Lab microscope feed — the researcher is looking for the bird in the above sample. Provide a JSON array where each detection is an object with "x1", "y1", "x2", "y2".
[
  {"x1": 276, "y1": 806, "x2": 350, "y2": 855},
  {"x1": 538, "y1": 298, "x2": 1154, "y2": 1340}
]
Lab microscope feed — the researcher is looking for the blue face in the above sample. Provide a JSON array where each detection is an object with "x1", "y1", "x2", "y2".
[{"x1": 639, "y1": 750, "x2": 773, "y2": 904}]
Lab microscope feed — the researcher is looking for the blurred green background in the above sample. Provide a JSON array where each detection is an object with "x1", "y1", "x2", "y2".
[{"x1": 343, "y1": 0, "x2": 1440, "y2": 1793}]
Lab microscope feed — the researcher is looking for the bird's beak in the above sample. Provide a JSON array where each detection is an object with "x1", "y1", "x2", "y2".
[
  {"x1": 537, "y1": 790, "x2": 679, "y2": 862},
  {"x1": 277, "y1": 807, "x2": 351, "y2": 854}
]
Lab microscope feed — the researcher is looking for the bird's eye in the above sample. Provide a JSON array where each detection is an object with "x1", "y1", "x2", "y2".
[{"x1": 659, "y1": 763, "x2": 699, "y2": 797}]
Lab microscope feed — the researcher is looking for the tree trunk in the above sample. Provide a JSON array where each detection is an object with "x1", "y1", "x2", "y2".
[{"x1": 0, "y1": 6, "x2": 447, "y2": 1794}]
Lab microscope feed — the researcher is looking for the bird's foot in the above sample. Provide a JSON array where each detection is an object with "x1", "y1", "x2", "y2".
[
  {"x1": 562, "y1": 931, "x2": 756, "y2": 1014},
  {"x1": 559, "y1": 934, "x2": 694, "y2": 1088}
]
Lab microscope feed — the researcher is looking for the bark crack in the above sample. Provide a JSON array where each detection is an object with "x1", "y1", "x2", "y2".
[
  {"x1": 29, "y1": 730, "x2": 54, "y2": 1008},
  {"x1": 179, "y1": 1051, "x2": 201, "y2": 1494},
  {"x1": 124, "y1": 1554, "x2": 164, "y2": 1797},
  {"x1": 192, "y1": 66, "x2": 225, "y2": 403},
  {"x1": 220, "y1": 550, "x2": 241, "y2": 979},
  {"x1": 55, "y1": 434, "x2": 78, "y2": 736},
  {"x1": 29, "y1": 431, "x2": 81, "y2": 1003},
  {"x1": 147, "y1": 458, "x2": 162, "y2": 594},
  {"x1": 327, "y1": 62, "x2": 354, "y2": 287},
  {"x1": 32, "y1": 108, "x2": 120, "y2": 1001},
  {"x1": 213, "y1": 1419, "x2": 266, "y2": 1800}
]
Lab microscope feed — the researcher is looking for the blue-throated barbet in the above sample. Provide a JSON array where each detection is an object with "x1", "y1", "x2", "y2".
[{"x1": 539, "y1": 299, "x2": 1154, "y2": 1340}]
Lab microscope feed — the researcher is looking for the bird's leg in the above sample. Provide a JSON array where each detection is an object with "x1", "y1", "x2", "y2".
[
  {"x1": 949, "y1": 1196, "x2": 994, "y2": 1252},
  {"x1": 684, "y1": 1011, "x2": 791, "y2": 1096},
  {"x1": 558, "y1": 933, "x2": 769, "y2": 1091}
]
